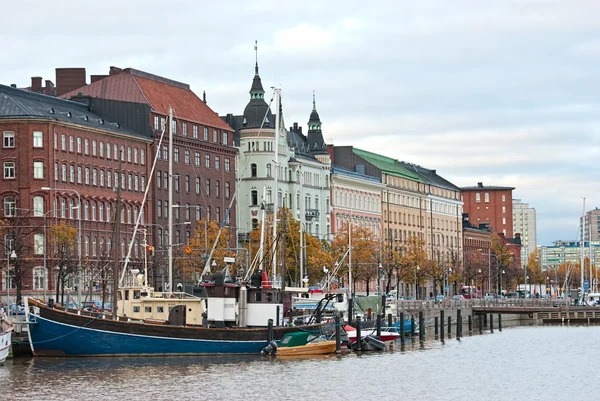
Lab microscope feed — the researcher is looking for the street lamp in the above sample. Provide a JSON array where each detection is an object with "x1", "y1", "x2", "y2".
[
  {"x1": 501, "y1": 270, "x2": 506, "y2": 294},
  {"x1": 6, "y1": 250, "x2": 17, "y2": 308},
  {"x1": 478, "y1": 268, "x2": 482, "y2": 298},
  {"x1": 526, "y1": 275, "x2": 530, "y2": 298},
  {"x1": 415, "y1": 265, "x2": 420, "y2": 299},
  {"x1": 42, "y1": 187, "x2": 82, "y2": 306}
]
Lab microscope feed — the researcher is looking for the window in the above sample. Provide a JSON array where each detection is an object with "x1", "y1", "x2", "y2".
[
  {"x1": 128, "y1": 174, "x2": 132, "y2": 191},
  {"x1": 54, "y1": 133, "x2": 58, "y2": 149},
  {"x1": 212, "y1": 130, "x2": 218, "y2": 143},
  {"x1": 251, "y1": 163, "x2": 257, "y2": 177},
  {"x1": 484, "y1": 193, "x2": 489, "y2": 203},
  {"x1": 206, "y1": 206, "x2": 211, "y2": 220},
  {"x1": 475, "y1": 193, "x2": 481, "y2": 203},
  {"x1": 61, "y1": 164, "x2": 67, "y2": 181},
  {"x1": 225, "y1": 158, "x2": 230, "y2": 172},
  {"x1": 223, "y1": 132, "x2": 228, "y2": 145},
  {"x1": 502, "y1": 194, "x2": 506, "y2": 202},
  {"x1": 84, "y1": 139, "x2": 89, "y2": 155},
  {"x1": 31, "y1": 195, "x2": 44, "y2": 216},
  {"x1": 195, "y1": 152, "x2": 201, "y2": 167},
  {"x1": 77, "y1": 137, "x2": 82, "y2": 153},
  {"x1": 157, "y1": 200, "x2": 162, "y2": 218},
  {"x1": 100, "y1": 170, "x2": 105, "y2": 187},
  {"x1": 127, "y1": 146, "x2": 132, "y2": 163},
  {"x1": 203, "y1": 127, "x2": 208, "y2": 141},
  {"x1": 195, "y1": 177, "x2": 201, "y2": 194},
  {"x1": 163, "y1": 145, "x2": 168, "y2": 160},
  {"x1": 164, "y1": 201, "x2": 168, "y2": 219},
  {"x1": 114, "y1": 144, "x2": 118, "y2": 160},
  {"x1": 70, "y1": 165, "x2": 75, "y2": 182},
  {"x1": 120, "y1": 146, "x2": 125, "y2": 161},
  {"x1": 141, "y1": 149, "x2": 145, "y2": 165},
  {"x1": 134, "y1": 148, "x2": 138, "y2": 164},
  {"x1": 185, "y1": 175, "x2": 190, "y2": 193},
  {"x1": 184, "y1": 150, "x2": 190, "y2": 165},
  {"x1": 266, "y1": 163, "x2": 271, "y2": 178},
  {"x1": 78, "y1": 166, "x2": 82, "y2": 184},
  {"x1": 251, "y1": 190, "x2": 258, "y2": 205},
  {"x1": 171, "y1": 119, "x2": 177, "y2": 134},
  {"x1": 85, "y1": 236, "x2": 90, "y2": 257},
  {"x1": 33, "y1": 161, "x2": 44, "y2": 179},
  {"x1": 99, "y1": 202, "x2": 104, "y2": 221},
  {"x1": 106, "y1": 143, "x2": 111, "y2": 159},
  {"x1": 161, "y1": 117, "x2": 166, "y2": 131},
  {"x1": 141, "y1": 176, "x2": 145, "y2": 192},
  {"x1": 193, "y1": 125, "x2": 198, "y2": 139},
  {"x1": 85, "y1": 167, "x2": 90, "y2": 185},
  {"x1": 174, "y1": 148, "x2": 180, "y2": 163},
  {"x1": 61, "y1": 134, "x2": 66, "y2": 151},
  {"x1": 174, "y1": 176, "x2": 179, "y2": 192},
  {"x1": 4, "y1": 196, "x2": 16, "y2": 216},
  {"x1": 92, "y1": 168, "x2": 97, "y2": 186},
  {"x1": 502, "y1": 206, "x2": 506, "y2": 213},
  {"x1": 503, "y1": 217, "x2": 506, "y2": 225},
  {"x1": 33, "y1": 266, "x2": 44, "y2": 290},
  {"x1": 4, "y1": 162, "x2": 15, "y2": 179},
  {"x1": 157, "y1": 171, "x2": 161, "y2": 189},
  {"x1": 154, "y1": 116, "x2": 159, "y2": 130},
  {"x1": 34, "y1": 234, "x2": 44, "y2": 255},
  {"x1": 91, "y1": 202, "x2": 96, "y2": 221},
  {"x1": 174, "y1": 203, "x2": 180, "y2": 220},
  {"x1": 215, "y1": 156, "x2": 220, "y2": 170},
  {"x1": 215, "y1": 180, "x2": 220, "y2": 198},
  {"x1": 216, "y1": 207, "x2": 220, "y2": 222},
  {"x1": 205, "y1": 179, "x2": 210, "y2": 196},
  {"x1": 3, "y1": 131, "x2": 14, "y2": 148},
  {"x1": 99, "y1": 142, "x2": 104, "y2": 158},
  {"x1": 185, "y1": 204, "x2": 190, "y2": 220},
  {"x1": 205, "y1": 154, "x2": 210, "y2": 168},
  {"x1": 92, "y1": 140, "x2": 97, "y2": 156},
  {"x1": 33, "y1": 131, "x2": 43, "y2": 148},
  {"x1": 225, "y1": 182, "x2": 230, "y2": 199},
  {"x1": 134, "y1": 175, "x2": 139, "y2": 191},
  {"x1": 84, "y1": 201, "x2": 89, "y2": 220},
  {"x1": 163, "y1": 171, "x2": 168, "y2": 189},
  {"x1": 182, "y1": 123, "x2": 187, "y2": 136}
]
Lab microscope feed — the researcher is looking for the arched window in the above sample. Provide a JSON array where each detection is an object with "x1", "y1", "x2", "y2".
[
  {"x1": 33, "y1": 195, "x2": 44, "y2": 217},
  {"x1": 484, "y1": 193, "x2": 489, "y2": 203},
  {"x1": 475, "y1": 193, "x2": 481, "y2": 203},
  {"x1": 266, "y1": 163, "x2": 271, "y2": 178},
  {"x1": 84, "y1": 201, "x2": 89, "y2": 220},
  {"x1": 251, "y1": 190, "x2": 258, "y2": 206},
  {"x1": 91, "y1": 202, "x2": 96, "y2": 221},
  {"x1": 69, "y1": 199, "x2": 74, "y2": 219},
  {"x1": 251, "y1": 163, "x2": 257, "y2": 178}
]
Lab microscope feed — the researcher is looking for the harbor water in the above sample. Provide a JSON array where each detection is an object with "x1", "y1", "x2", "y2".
[{"x1": 2, "y1": 325, "x2": 599, "y2": 400}]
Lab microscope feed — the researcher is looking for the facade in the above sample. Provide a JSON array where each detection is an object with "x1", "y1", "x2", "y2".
[
  {"x1": 512, "y1": 199, "x2": 537, "y2": 266},
  {"x1": 0, "y1": 84, "x2": 152, "y2": 295},
  {"x1": 461, "y1": 182, "x2": 514, "y2": 237},
  {"x1": 540, "y1": 240, "x2": 599, "y2": 272},
  {"x1": 59, "y1": 67, "x2": 238, "y2": 256},
  {"x1": 223, "y1": 62, "x2": 331, "y2": 245},
  {"x1": 582, "y1": 208, "x2": 600, "y2": 242}
]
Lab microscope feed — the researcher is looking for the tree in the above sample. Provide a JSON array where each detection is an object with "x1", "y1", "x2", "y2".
[
  {"x1": 47, "y1": 222, "x2": 78, "y2": 305},
  {"x1": 188, "y1": 218, "x2": 233, "y2": 281},
  {"x1": 526, "y1": 250, "x2": 544, "y2": 284}
]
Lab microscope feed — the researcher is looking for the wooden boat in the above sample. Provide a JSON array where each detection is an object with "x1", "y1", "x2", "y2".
[
  {"x1": 263, "y1": 331, "x2": 337, "y2": 357},
  {"x1": 0, "y1": 310, "x2": 13, "y2": 364}
]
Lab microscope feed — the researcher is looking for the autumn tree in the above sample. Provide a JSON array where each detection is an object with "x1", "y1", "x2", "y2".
[
  {"x1": 47, "y1": 222, "x2": 78, "y2": 305},
  {"x1": 187, "y1": 218, "x2": 233, "y2": 282}
]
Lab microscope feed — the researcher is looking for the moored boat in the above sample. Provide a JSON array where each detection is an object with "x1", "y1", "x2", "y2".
[
  {"x1": 0, "y1": 310, "x2": 13, "y2": 364},
  {"x1": 262, "y1": 331, "x2": 337, "y2": 357}
]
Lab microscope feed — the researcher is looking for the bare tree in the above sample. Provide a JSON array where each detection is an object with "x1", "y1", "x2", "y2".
[{"x1": 47, "y1": 222, "x2": 78, "y2": 305}]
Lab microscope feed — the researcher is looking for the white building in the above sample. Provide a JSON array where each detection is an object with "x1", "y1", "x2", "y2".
[
  {"x1": 582, "y1": 208, "x2": 600, "y2": 242},
  {"x1": 512, "y1": 199, "x2": 537, "y2": 265}
]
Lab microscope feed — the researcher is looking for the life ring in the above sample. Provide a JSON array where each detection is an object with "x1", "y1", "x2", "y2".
[{"x1": 528, "y1": 313, "x2": 534, "y2": 318}]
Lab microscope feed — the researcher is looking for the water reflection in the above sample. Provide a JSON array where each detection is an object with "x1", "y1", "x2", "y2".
[{"x1": 2, "y1": 326, "x2": 599, "y2": 401}]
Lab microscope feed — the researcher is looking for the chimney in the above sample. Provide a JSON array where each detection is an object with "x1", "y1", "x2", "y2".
[
  {"x1": 90, "y1": 74, "x2": 108, "y2": 83},
  {"x1": 477, "y1": 182, "x2": 483, "y2": 188},
  {"x1": 203, "y1": 91, "x2": 206, "y2": 103},
  {"x1": 10, "y1": 84, "x2": 16, "y2": 88},
  {"x1": 109, "y1": 66, "x2": 122, "y2": 75},
  {"x1": 31, "y1": 77, "x2": 42, "y2": 93},
  {"x1": 55, "y1": 68, "x2": 86, "y2": 97},
  {"x1": 44, "y1": 80, "x2": 55, "y2": 96}
]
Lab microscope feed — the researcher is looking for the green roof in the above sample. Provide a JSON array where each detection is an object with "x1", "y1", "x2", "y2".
[{"x1": 353, "y1": 148, "x2": 421, "y2": 181}]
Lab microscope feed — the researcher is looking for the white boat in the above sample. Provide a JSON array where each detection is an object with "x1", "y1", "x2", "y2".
[{"x1": 0, "y1": 310, "x2": 13, "y2": 364}]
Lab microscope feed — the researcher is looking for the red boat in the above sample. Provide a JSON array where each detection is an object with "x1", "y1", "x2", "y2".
[{"x1": 344, "y1": 325, "x2": 400, "y2": 345}]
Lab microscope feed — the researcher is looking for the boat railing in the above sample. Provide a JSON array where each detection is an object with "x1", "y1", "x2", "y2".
[
  {"x1": 262, "y1": 280, "x2": 283, "y2": 289},
  {"x1": 146, "y1": 291, "x2": 200, "y2": 300}
]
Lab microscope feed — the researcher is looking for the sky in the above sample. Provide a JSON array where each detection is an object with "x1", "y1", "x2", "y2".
[{"x1": 2, "y1": 0, "x2": 599, "y2": 246}]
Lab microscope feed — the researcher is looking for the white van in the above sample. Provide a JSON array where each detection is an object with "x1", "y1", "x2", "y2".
[{"x1": 585, "y1": 293, "x2": 600, "y2": 306}]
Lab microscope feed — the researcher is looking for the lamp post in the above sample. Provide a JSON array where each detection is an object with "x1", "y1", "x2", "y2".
[
  {"x1": 42, "y1": 187, "x2": 82, "y2": 306},
  {"x1": 478, "y1": 268, "x2": 482, "y2": 299},
  {"x1": 501, "y1": 270, "x2": 505, "y2": 295},
  {"x1": 415, "y1": 265, "x2": 420, "y2": 299},
  {"x1": 526, "y1": 275, "x2": 530, "y2": 298},
  {"x1": 6, "y1": 250, "x2": 17, "y2": 307}
]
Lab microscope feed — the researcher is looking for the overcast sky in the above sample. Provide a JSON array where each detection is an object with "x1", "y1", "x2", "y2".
[{"x1": 2, "y1": 0, "x2": 599, "y2": 246}]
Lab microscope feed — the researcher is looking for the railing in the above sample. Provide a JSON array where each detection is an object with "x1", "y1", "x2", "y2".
[{"x1": 305, "y1": 209, "x2": 320, "y2": 219}]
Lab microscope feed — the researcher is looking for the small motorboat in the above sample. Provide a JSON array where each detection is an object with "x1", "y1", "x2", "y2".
[
  {"x1": 344, "y1": 325, "x2": 400, "y2": 349},
  {"x1": 262, "y1": 331, "x2": 337, "y2": 357},
  {"x1": 0, "y1": 310, "x2": 13, "y2": 364}
]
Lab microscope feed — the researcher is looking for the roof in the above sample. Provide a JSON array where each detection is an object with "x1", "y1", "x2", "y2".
[
  {"x1": 461, "y1": 183, "x2": 515, "y2": 191},
  {"x1": 352, "y1": 148, "x2": 421, "y2": 181},
  {"x1": 397, "y1": 161, "x2": 460, "y2": 192},
  {"x1": 332, "y1": 164, "x2": 382, "y2": 184},
  {"x1": 61, "y1": 68, "x2": 232, "y2": 131},
  {"x1": 0, "y1": 84, "x2": 148, "y2": 139}
]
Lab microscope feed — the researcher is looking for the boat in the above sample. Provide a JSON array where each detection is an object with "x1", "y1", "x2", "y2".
[
  {"x1": 391, "y1": 318, "x2": 414, "y2": 334},
  {"x1": 0, "y1": 310, "x2": 13, "y2": 364},
  {"x1": 343, "y1": 324, "x2": 400, "y2": 350},
  {"x1": 262, "y1": 331, "x2": 337, "y2": 357}
]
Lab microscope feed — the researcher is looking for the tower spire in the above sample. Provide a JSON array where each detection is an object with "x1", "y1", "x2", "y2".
[
  {"x1": 312, "y1": 90, "x2": 316, "y2": 111},
  {"x1": 254, "y1": 40, "x2": 259, "y2": 75}
]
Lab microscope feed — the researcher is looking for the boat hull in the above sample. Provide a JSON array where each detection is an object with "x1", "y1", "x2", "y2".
[
  {"x1": 276, "y1": 341, "x2": 337, "y2": 357},
  {"x1": 0, "y1": 318, "x2": 13, "y2": 364},
  {"x1": 26, "y1": 298, "x2": 323, "y2": 357}
]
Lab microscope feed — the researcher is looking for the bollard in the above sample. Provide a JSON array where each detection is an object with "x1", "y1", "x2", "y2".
[
  {"x1": 276, "y1": 305, "x2": 280, "y2": 327},
  {"x1": 400, "y1": 312, "x2": 406, "y2": 344},
  {"x1": 448, "y1": 316, "x2": 452, "y2": 337},
  {"x1": 419, "y1": 311, "x2": 425, "y2": 343},
  {"x1": 457, "y1": 309, "x2": 462, "y2": 338},
  {"x1": 411, "y1": 315, "x2": 416, "y2": 339},
  {"x1": 335, "y1": 313, "x2": 341, "y2": 354},
  {"x1": 388, "y1": 313, "x2": 393, "y2": 328},
  {"x1": 440, "y1": 310, "x2": 445, "y2": 340},
  {"x1": 268, "y1": 319, "x2": 274, "y2": 342},
  {"x1": 484, "y1": 313, "x2": 487, "y2": 328},
  {"x1": 434, "y1": 316, "x2": 439, "y2": 338},
  {"x1": 376, "y1": 314, "x2": 382, "y2": 338},
  {"x1": 479, "y1": 314, "x2": 483, "y2": 334},
  {"x1": 356, "y1": 316, "x2": 362, "y2": 351},
  {"x1": 468, "y1": 315, "x2": 472, "y2": 334},
  {"x1": 498, "y1": 314, "x2": 502, "y2": 331},
  {"x1": 490, "y1": 314, "x2": 494, "y2": 333},
  {"x1": 348, "y1": 300, "x2": 353, "y2": 324}
]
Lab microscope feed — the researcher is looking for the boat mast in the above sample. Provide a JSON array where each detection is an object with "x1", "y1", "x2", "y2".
[
  {"x1": 349, "y1": 223, "x2": 352, "y2": 297},
  {"x1": 581, "y1": 197, "x2": 585, "y2": 304},
  {"x1": 259, "y1": 186, "x2": 266, "y2": 272},
  {"x1": 272, "y1": 88, "x2": 281, "y2": 286},
  {"x1": 299, "y1": 165, "x2": 304, "y2": 286},
  {"x1": 168, "y1": 107, "x2": 174, "y2": 293},
  {"x1": 111, "y1": 157, "x2": 123, "y2": 319}
]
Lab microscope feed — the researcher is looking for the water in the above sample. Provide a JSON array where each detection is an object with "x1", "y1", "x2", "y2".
[{"x1": 2, "y1": 326, "x2": 600, "y2": 401}]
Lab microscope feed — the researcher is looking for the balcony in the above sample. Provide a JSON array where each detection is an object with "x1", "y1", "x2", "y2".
[{"x1": 305, "y1": 209, "x2": 320, "y2": 219}]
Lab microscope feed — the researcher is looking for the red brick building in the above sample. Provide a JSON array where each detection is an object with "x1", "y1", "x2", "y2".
[
  {"x1": 461, "y1": 182, "x2": 514, "y2": 237},
  {"x1": 0, "y1": 84, "x2": 152, "y2": 299},
  {"x1": 59, "y1": 67, "x2": 238, "y2": 259}
]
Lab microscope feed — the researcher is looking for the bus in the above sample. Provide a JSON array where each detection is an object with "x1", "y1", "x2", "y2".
[{"x1": 460, "y1": 285, "x2": 480, "y2": 299}]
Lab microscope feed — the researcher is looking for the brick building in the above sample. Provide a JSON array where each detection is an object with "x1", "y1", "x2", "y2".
[
  {"x1": 59, "y1": 67, "x2": 238, "y2": 263},
  {"x1": 0, "y1": 84, "x2": 152, "y2": 299},
  {"x1": 461, "y1": 182, "x2": 514, "y2": 237}
]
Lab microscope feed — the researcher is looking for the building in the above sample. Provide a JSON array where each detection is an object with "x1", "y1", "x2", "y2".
[
  {"x1": 582, "y1": 208, "x2": 600, "y2": 242},
  {"x1": 0, "y1": 84, "x2": 153, "y2": 297},
  {"x1": 461, "y1": 182, "x2": 514, "y2": 237},
  {"x1": 540, "y1": 240, "x2": 600, "y2": 271},
  {"x1": 222, "y1": 61, "x2": 331, "y2": 246},
  {"x1": 512, "y1": 199, "x2": 537, "y2": 265},
  {"x1": 58, "y1": 67, "x2": 238, "y2": 260}
]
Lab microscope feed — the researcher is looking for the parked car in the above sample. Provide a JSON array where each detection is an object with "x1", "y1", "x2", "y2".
[
  {"x1": 435, "y1": 295, "x2": 445, "y2": 302},
  {"x1": 81, "y1": 300, "x2": 102, "y2": 312},
  {"x1": 103, "y1": 302, "x2": 113, "y2": 312},
  {"x1": 451, "y1": 295, "x2": 465, "y2": 301},
  {"x1": 6, "y1": 303, "x2": 25, "y2": 315}
]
